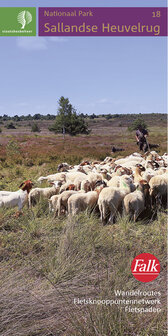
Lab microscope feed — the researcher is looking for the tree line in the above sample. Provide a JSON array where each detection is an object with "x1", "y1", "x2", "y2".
[{"x1": 0, "y1": 97, "x2": 165, "y2": 135}]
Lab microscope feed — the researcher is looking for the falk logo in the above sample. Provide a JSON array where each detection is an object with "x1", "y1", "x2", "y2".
[
  {"x1": 131, "y1": 253, "x2": 160, "y2": 282},
  {"x1": 17, "y1": 10, "x2": 32, "y2": 30}
]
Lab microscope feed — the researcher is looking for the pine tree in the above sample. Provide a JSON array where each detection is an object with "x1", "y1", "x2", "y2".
[{"x1": 49, "y1": 97, "x2": 90, "y2": 136}]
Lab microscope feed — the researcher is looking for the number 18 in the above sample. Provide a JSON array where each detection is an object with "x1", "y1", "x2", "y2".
[{"x1": 152, "y1": 11, "x2": 161, "y2": 17}]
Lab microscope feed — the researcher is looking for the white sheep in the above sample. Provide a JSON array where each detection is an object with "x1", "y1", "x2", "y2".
[
  {"x1": 155, "y1": 168, "x2": 167, "y2": 175},
  {"x1": 79, "y1": 165, "x2": 92, "y2": 174},
  {"x1": 65, "y1": 172, "x2": 96, "y2": 191},
  {"x1": 98, "y1": 181, "x2": 132, "y2": 224},
  {"x1": 59, "y1": 182, "x2": 76, "y2": 193},
  {"x1": 114, "y1": 155, "x2": 144, "y2": 168},
  {"x1": 110, "y1": 166, "x2": 132, "y2": 178},
  {"x1": 142, "y1": 167, "x2": 167, "y2": 183},
  {"x1": 80, "y1": 179, "x2": 91, "y2": 192},
  {"x1": 73, "y1": 176, "x2": 88, "y2": 190},
  {"x1": 65, "y1": 171, "x2": 87, "y2": 183},
  {"x1": 28, "y1": 181, "x2": 61, "y2": 207},
  {"x1": 48, "y1": 194, "x2": 60, "y2": 213},
  {"x1": 68, "y1": 187, "x2": 103, "y2": 216},
  {"x1": 59, "y1": 178, "x2": 90, "y2": 193},
  {"x1": 37, "y1": 172, "x2": 66, "y2": 184},
  {"x1": 133, "y1": 165, "x2": 146, "y2": 184},
  {"x1": 69, "y1": 165, "x2": 87, "y2": 174},
  {"x1": 149, "y1": 173, "x2": 168, "y2": 204},
  {"x1": 53, "y1": 190, "x2": 78, "y2": 217},
  {"x1": 123, "y1": 180, "x2": 150, "y2": 221},
  {"x1": 107, "y1": 175, "x2": 135, "y2": 189},
  {"x1": 86, "y1": 172, "x2": 103, "y2": 190},
  {"x1": 141, "y1": 168, "x2": 155, "y2": 183},
  {"x1": 0, "y1": 180, "x2": 33, "y2": 212}
]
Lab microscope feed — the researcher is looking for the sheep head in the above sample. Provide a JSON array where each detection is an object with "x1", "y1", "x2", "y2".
[
  {"x1": 50, "y1": 181, "x2": 62, "y2": 188},
  {"x1": 94, "y1": 181, "x2": 107, "y2": 194},
  {"x1": 135, "y1": 164, "x2": 145, "y2": 171},
  {"x1": 19, "y1": 180, "x2": 34, "y2": 193},
  {"x1": 138, "y1": 180, "x2": 150, "y2": 194},
  {"x1": 95, "y1": 180, "x2": 107, "y2": 189},
  {"x1": 57, "y1": 163, "x2": 69, "y2": 172},
  {"x1": 135, "y1": 165, "x2": 145, "y2": 176}
]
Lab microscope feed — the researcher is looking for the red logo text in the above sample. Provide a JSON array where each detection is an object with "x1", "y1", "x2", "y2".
[{"x1": 131, "y1": 253, "x2": 160, "y2": 282}]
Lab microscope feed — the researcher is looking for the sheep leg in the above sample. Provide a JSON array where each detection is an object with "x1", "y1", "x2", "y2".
[
  {"x1": 108, "y1": 212, "x2": 114, "y2": 224},
  {"x1": 48, "y1": 201, "x2": 53, "y2": 213},
  {"x1": 133, "y1": 210, "x2": 140, "y2": 222},
  {"x1": 57, "y1": 198, "x2": 62, "y2": 217},
  {"x1": 108, "y1": 203, "x2": 118, "y2": 224},
  {"x1": 133, "y1": 213, "x2": 137, "y2": 222},
  {"x1": 99, "y1": 203, "x2": 107, "y2": 225},
  {"x1": 99, "y1": 204, "x2": 103, "y2": 222},
  {"x1": 53, "y1": 209, "x2": 57, "y2": 218},
  {"x1": 57, "y1": 207, "x2": 61, "y2": 217},
  {"x1": 68, "y1": 201, "x2": 73, "y2": 216},
  {"x1": 28, "y1": 196, "x2": 32, "y2": 209},
  {"x1": 100, "y1": 212, "x2": 106, "y2": 225},
  {"x1": 54, "y1": 203, "x2": 60, "y2": 218}
]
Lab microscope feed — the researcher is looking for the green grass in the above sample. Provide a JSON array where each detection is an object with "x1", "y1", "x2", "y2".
[{"x1": 0, "y1": 201, "x2": 167, "y2": 335}]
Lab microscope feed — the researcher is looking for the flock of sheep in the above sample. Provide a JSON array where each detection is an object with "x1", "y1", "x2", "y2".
[{"x1": 1, "y1": 150, "x2": 167, "y2": 223}]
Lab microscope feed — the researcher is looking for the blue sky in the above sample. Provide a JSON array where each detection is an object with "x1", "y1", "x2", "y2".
[{"x1": 0, "y1": 0, "x2": 167, "y2": 116}]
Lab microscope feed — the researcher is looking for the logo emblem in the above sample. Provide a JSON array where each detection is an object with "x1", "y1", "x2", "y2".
[
  {"x1": 17, "y1": 10, "x2": 32, "y2": 30},
  {"x1": 131, "y1": 253, "x2": 160, "y2": 282}
]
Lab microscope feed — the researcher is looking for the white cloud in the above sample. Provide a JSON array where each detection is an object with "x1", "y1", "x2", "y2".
[
  {"x1": 17, "y1": 37, "x2": 47, "y2": 50},
  {"x1": 17, "y1": 36, "x2": 67, "y2": 51}
]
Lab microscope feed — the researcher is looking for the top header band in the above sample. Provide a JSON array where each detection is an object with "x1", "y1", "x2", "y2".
[{"x1": 39, "y1": 7, "x2": 167, "y2": 37}]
